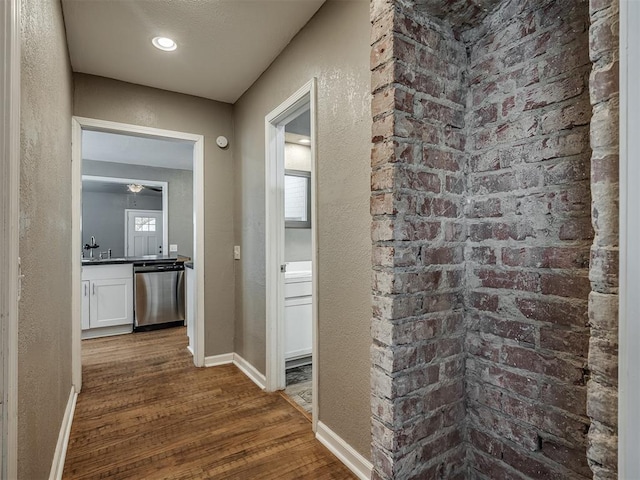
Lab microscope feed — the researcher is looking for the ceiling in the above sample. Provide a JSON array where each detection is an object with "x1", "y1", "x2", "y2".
[
  {"x1": 61, "y1": 0, "x2": 326, "y2": 103},
  {"x1": 83, "y1": 130, "x2": 195, "y2": 170}
]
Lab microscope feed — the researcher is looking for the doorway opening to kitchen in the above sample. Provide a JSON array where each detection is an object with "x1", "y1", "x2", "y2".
[
  {"x1": 265, "y1": 79, "x2": 317, "y2": 427},
  {"x1": 71, "y1": 117, "x2": 205, "y2": 391}
]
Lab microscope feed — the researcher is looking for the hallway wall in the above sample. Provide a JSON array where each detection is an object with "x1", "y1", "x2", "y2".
[
  {"x1": 18, "y1": 0, "x2": 74, "y2": 477},
  {"x1": 233, "y1": 0, "x2": 372, "y2": 458},
  {"x1": 74, "y1": 74, "x2": 235, "y2": 356}
]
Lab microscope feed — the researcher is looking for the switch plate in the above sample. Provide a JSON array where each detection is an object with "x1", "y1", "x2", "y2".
[
  {"x1": 233, "y1": 245, "x2": 241, "y2": 260},
  {"x1": 169, "y1": 244, "x2": 178, "y2": 252}
]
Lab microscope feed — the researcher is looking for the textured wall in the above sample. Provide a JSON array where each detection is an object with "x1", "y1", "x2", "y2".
[
  {"x1": 586, "y1": 0, "x2": 619, "y2": 477},
  {"x1": 370, "y1": 1, "x2": 468, "y2": 477},
  {"x1": 18, "y1": 0, "x2": 74, "y2": 477},
  {"x1": 82, "y1": 160, "x2": 194, "y2": 258},
  {"x1": 464, "y1": 1, "x2": 593, "y2": 478},
  {"x1": 233, "y1": 0, "x2": 372, "y2": 457},
  {"x1": 74, "y1": 74, "x2": 235, "y2": 356},
  {"x1": 370, "y1": 0, "x2": 597, "y2": 477}
]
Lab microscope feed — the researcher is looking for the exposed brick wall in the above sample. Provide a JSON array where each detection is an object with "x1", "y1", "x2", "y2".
[
  {"x1": 370, "y1": 0, "x2": 607, "y2": 478},
  {"x1": 371, "y1": 0, "x2": 468, "y2": 477},
  {"x1": 586, "y1": 0, "x2": 619, "y2": 477},
  {"x1": 463, "y1": 1, "x2": 593, "y2": 478}
]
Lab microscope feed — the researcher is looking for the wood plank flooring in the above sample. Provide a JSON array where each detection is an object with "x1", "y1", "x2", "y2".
[{"x1": 63, "y1": 328, "x2": 355, "y2": 479}]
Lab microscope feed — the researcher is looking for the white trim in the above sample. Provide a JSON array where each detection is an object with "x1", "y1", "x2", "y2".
[
  {"x1": 203, "y1": 353, "x2": 234, "y2": 367},
  {"x1": 72, "y1": 117, "x2": 206, "y2": 394},
  {"x1": 1, "y1": 0, "x2": 20, "y2": 476},
  {"x1": 48, "y1": 387, "x2": 77, "y2": 480},
  {"x1": 619, "y1": 1, "x2": 638, "y2": 477},
  {"x1": 233, "y1": 353, "x2": 266, "y2": 390},
  {"x1": 316, "y1": 421, "x2": 372, "y2": 480},
  {"x1": 264, "y1": 79, "x2": 319, "y2": 431}
]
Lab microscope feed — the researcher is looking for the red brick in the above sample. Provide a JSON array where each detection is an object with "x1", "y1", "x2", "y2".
[
  {"x1": 468, "y1": 292, "x2": 499, "y2": 312},
  {"x1": 540, "y1": 327, "x2": 589, "y2": 357},
  {"x1": 516, "y1": 297, "x2": 588, "y2": 327},
  {"x1": 468, "y1": 246, "x2": 497, "y2": 265},
  {"x1": 477, "y1": 269, "x2": 539, "y2": 292},
  {"x1": 502, "y1": 246, "x2": 590, "y2": 269},
  {"x1": 540, "y1": 272, "x2": 592, "y2": 299},
  {"x1": 502, "y1": 345, "x2": 585, "y2": 383},
  {"x1": 423, "y1": 147, "x2": 462, "y2": 171}
]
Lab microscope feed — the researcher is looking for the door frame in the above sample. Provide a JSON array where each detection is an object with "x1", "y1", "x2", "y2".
[
  {"x1": 72, "y1": 117, "x2": 206, "y2": 392},
  {"x1": 619, "y1": 1, "x2": 638, "y2": 476},
  {"x1": 124, "y1": 208, "x2": 167, "y2": 257},
  {"x1": 264, "y1": 78, "x2": 318, "y2": 430},
  {"x1": 0, "y1": 0, "x2": 19, "y2": 476}
]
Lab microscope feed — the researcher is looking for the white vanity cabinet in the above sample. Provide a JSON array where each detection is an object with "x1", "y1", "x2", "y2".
[
  {"x1": 284, "y1": 262, "x2": 312, "y2": 361},
  {"x1": 81, "y1": 264, "x2": 134, "y2": 339}
]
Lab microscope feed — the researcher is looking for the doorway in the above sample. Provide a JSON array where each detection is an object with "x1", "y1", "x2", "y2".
[
  {"x1": 265, "y1": 79, "x2": 318, "y2": 428},
  {"x1": 71, "y1": 117, "x2": 206, "y2": 392}
]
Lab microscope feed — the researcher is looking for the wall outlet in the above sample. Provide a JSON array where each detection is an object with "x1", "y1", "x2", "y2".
[
  {"x1": 234, "y1": 245, "x2": 241, "y2": 260},
  {"x1": 169, "y1": 244, "x2": 178, "y2": 252}
]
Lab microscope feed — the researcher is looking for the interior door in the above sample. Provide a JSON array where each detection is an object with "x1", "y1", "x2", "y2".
[{"x1": 126, "y1": 210, "x2": 163, "y2": 257}]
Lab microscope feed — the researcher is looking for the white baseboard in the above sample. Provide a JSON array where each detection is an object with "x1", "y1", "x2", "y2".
[
  {"x1": 203, "y1": 353, "x2": 234, "y2": 367},
  {"x1": 49, "y1": 386, "x2": 77, "y2": 480},
  {"x1": 233, "y1": 353, "x2": 266, "y2": 390},
  {"x1": 316, "y1": 421, "x2": 372, "y2": 480}
]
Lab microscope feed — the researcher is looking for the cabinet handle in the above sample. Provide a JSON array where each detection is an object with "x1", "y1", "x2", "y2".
[
  {"x1": 92, "y1": 283, "x2": 95, "y2": 295},
  {"x1": 84, "y1": 283, "x2": 87, "y2": 296}
]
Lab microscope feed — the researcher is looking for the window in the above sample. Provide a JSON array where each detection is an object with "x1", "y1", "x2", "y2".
[
  {"x1": 134, "y1": 216, "x2": 156, "y2": 232},
  {"x1": 285, "y1": 170, "x2": 311, "y2": 228}
]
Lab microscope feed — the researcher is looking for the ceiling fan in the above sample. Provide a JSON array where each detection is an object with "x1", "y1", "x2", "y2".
[{"x1": 127, "y1": 184, "x2": 163, "y2": 193}]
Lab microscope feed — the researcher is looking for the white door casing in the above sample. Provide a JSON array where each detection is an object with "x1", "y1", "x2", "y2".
[
  {"x1": 1, "y1": 0, "x2": 20, "y2": 477},
  {"x1": 126, "y1": 209, "x2": 164, "y2": 256},
  {"x1": 72, "y1": 117, "x2": 206, "y2": 392},
  {"x1": 619, "y1": 1, "x2": 638, "y2": 477},
  {"x1": 265, "y1": 78, "x2": 318, "y2": 431}
]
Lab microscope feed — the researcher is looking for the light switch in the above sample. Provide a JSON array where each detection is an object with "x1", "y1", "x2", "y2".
[
  {"x1": 169, "y1": 244, "x2": 178, "y2": 252},
  {"x1": 234, "y1": 245, "x2": 241, "y2": 260}
]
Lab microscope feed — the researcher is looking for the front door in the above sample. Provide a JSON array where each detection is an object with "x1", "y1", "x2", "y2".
[{"x1": 125, "y1": 210, "x2": 163, "y2": 256}]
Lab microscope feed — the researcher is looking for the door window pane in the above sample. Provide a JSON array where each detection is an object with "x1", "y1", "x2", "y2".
[{"x1": 134, "y1": 216, "x2": 157, "y2": 232}]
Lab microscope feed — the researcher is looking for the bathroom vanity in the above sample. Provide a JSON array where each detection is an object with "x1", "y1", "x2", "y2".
[{"x1": 284, "y1": 261, "x2": 312, "y2": 361}]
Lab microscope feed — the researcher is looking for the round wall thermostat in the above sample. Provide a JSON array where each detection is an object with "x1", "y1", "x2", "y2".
[{"x1": 216, "y1": 136, "x2": 229, "y2": 148}]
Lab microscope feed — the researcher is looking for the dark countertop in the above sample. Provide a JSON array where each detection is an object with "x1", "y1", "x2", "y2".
[
  {"x1": 184, "y1": 261, "x2": 194, "y2": 269},
  {"x1": 82, "y1": 254, "x2": 191, "y2": 266}
]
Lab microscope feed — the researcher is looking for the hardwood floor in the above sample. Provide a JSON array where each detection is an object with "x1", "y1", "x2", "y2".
[{"x1": 63, "y1": 328, "x2": 355, "y2": 479}]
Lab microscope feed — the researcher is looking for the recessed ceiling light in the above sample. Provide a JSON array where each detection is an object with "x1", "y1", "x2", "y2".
[
  {"x1": 152, "y1": 36, "x2": 177, "y2": 52},
  {"x1": 299, "y1": 138, "x2": 311, "y2": 144}
]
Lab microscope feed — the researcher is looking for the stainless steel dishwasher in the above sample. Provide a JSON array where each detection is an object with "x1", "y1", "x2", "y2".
[{"x1": 134, "y1": 262, "x2": 185, "y2": 331}]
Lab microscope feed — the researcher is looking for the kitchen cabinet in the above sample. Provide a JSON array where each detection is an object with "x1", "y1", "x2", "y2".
[
  {"x1": 185, "y1": 264, "x2": 195, "y2": 355},
  {"x1": 82, "y1": 264, "x2": 133, "y2": 339},
  {"x1": 81, "y1": 280, "x2": 90, "y2": 330}
]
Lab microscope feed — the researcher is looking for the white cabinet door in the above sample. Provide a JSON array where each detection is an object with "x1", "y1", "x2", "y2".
[
  {"x1": 284, "y1": 296, "x2": 312, "y2": 360},
  {"x1": 89, "y1": 277, "x2": 133, "y2": 328},
  {"x1": 185, "y1": 267, "x2": 195, "y2": 354},
  {"x1": 81, "y1": 280, "x2": 90, "y2": 330}
]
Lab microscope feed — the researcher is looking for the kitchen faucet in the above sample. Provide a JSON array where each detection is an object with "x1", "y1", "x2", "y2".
[{"x1": 84, "y1": 235, "x2": 100, "y2": 259}]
